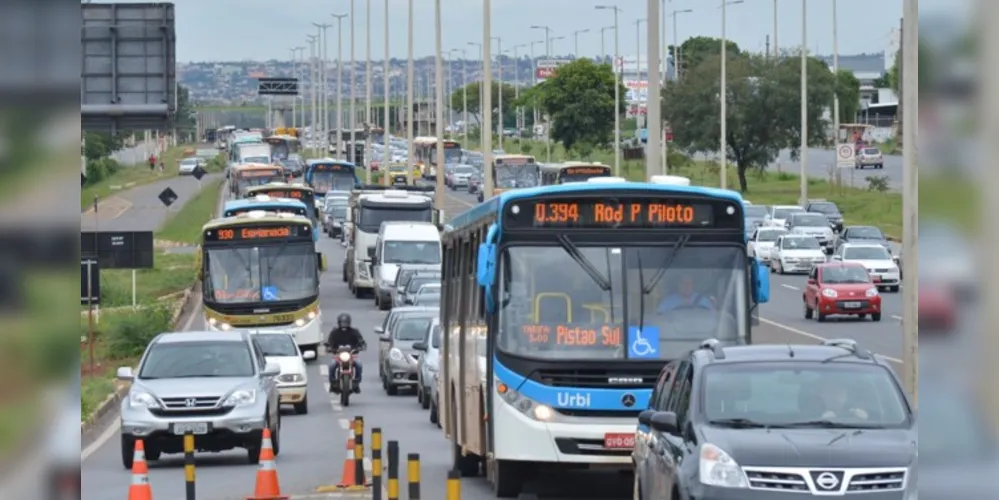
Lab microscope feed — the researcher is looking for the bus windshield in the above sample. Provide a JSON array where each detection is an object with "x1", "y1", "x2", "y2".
[
  {"x1": 497, "y1": 244, "x2": 746, "y2": 361},
  {"x1": 238, "y1": 175, "x2": 284, "y2": 192},
  {"x1": 430, "y1": 146, "x2": 463, "y2": 165},
  {"x1": 204, "y1": 242, "x2": 318, "y2": 303},
  {"x1": 561, "y1": 169, "x2": 610, "y2": 183},
  {"x1": 495, "y1": 164, "x2": 540, "y2": 189},
  {"x1": 310, "y1": 170, "x2": 356, "y2": 193}
]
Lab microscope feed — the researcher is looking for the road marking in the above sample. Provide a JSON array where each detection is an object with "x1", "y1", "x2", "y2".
[
  {"x1": 81, "y1": 415, "x2": 120, "y2": 461},
  {"x1": 892, "y1": 315, "x2": 903, "y2": 321},
  {"x1": 759, "y1": 317, "x2": 903, "y2": 364},
  {"x1": 338, "y1": 418, "x2": 350, "y2": 430},
  {"x1": 781, "y1": 284, "x2": 799, "y2": 291}
]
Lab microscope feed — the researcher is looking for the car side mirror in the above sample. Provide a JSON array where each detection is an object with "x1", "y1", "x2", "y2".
[
  {"x1": 831, "y1": 255, "x2": 842, "y2": 261},
  {"x1": 374, "y1": 326, "x2": 384, "y2": 335},
  {"x1": 412, "y1": 342, "x2": 427, "y2": 351},
  {"x1": 807, "y1": 278, "x2": 816, "y2": 285},
  {"x1": 650, "y1": 411, "x2": 679, "y2": 434},
  {"x1": 302, "y1": 350, "x2": 317, "y2": 360},
  {"x1": 117, "y1": 366, "x2": 135, "y2": 381},
  {"x1": 367, "y1": 247, "x2": 376, "y2": 259},
  {"x1": 262, "y1": 362, "x2": 281, "y2": 377},
  {"x1": 637, "y1": 409, "x2": 656, "y2": 426}
]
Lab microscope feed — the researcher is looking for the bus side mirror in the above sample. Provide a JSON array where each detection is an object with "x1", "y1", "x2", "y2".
[
  {"x1": 752, "y1": 259, "x2": 770, "y2": 304},
  {"x1": 477, "y1": 243, "x2": 497, "y2": 314},
  {"x1": 317, "y1": 253, "x2": 327, "y2": 271}
]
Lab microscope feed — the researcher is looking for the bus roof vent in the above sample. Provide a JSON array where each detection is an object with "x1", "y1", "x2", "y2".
[
  {"x1": 586, "y1": 176, "x2": 627, "y2": 183},
  {"x1": 649, "y1": 175, "x2": 691, "y2": 186},
  {"x1": 240, "y1": 210, "x2": 269, "y2": 219},
  {"x1": 253, "y1": 195, "x2": 271, "y2": 202},
  {"x1": 276, "y1": 212, "x2": 296, "y2": 219},
  {"x1": 383, "y1": 189, "x2": 409, "y2": 198}
]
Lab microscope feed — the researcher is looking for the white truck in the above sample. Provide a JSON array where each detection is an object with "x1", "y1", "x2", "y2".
[
  {"x1": 344, "y1": 186, "x2": 439, "y2": 298},
  {"x1": 372, "y1": 222, "x2": 442, "y2": 310}
]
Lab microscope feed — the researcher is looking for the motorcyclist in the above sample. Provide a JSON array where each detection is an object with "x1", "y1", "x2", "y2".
[{"x1": 326, "y1": 312, "x2": 365, "y2": 393}]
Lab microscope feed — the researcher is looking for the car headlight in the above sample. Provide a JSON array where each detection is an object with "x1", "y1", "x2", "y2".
[
  {"x1": 223, "y1": 389, "x2": 257, "y2": 407},
  {"x1": 866, "y1": 288, "x2": 879, "y2": 297},
  {"x1": 278, "y1": 373, "x2": 304, "y2": 383},
  {"x1": 891, "y1": 266, "x2": 900, "y2": 273},
  {"x1": 337, "y1": 351, "x2": 352, "y2": 363},
  {"x1": 821, "y1": 288, "x2": 838, "y2": 298},
  {"x1": 699, "y1": 443, "x2": 748, "y2": 488},
  {"x1": 128, "y1": 391, "x2": 161, "y2": 409},
  {"x1": 495, "y1": 379, "x2": 555, "y2": 422},
  {"x1": 389, "y1": 348, "x2": 404, "y2": 362}
]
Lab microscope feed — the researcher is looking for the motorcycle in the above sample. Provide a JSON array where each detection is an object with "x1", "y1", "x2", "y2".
[{"x1": 327, "y1": 343, "x2": 362, "y2": 407}]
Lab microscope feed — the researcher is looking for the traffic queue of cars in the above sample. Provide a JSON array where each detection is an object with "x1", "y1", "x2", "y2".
[{"x1": 744, "y1": 199, "x2": 902, "y2": 323}]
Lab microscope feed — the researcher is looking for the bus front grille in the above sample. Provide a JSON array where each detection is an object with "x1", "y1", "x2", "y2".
[{"x1": 533, "y1": 368, "x2": 660, "y2": 389}]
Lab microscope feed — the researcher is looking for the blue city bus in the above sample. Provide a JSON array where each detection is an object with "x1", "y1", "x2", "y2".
[
  {"x1": 439, "y1": 182, "x2": 770, "y2": 496},
  {"x1": 304, "y1": 159, "x2": 361, "y2": 196},
  {"x1": 244, "y1": 183, "x2": 320, "y2": 242}
]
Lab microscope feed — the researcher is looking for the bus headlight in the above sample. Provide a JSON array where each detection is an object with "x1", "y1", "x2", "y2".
[
  {"x1": 495, "y1": 379, "x2": 557, "y2": 422},
  {"x1": 294, "y1": 310, "x2": 318, "y2": 327},
  {"x1": 532, "y1": 404, "x2": 554, "y2": 421},
  {"x1": 207, "y1": 317, "x2": 232, "y2": 330}
]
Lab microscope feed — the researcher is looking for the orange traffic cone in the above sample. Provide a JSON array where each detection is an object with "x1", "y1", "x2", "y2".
[
  {"x1": 127, "y1": 439, "x2": 153, "y2": 500},
  {"x1": 335, "y1": 429, "x2": 359, "y2": 488},
  {"x1": 246, "y1": 428, "x2": 288, "y2": 500}
]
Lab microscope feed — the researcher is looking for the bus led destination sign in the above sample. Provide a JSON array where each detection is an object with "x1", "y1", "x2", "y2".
[
  {"x1": 522, "y1": 323, "x2": 622, "y2": 346},
  {"x1": 205, "y1": 225, "x2": 310, "y2": 242},
  {"x1": 508, "y1": 198, "x2": 714, "y2": 228}
]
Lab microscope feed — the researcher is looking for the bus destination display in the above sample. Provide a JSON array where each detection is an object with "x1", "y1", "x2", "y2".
[
  {"x1": 204, "y1": 224, "x2": 310, "y2": 242},
  {"x1": 313, "y1": 163, "x2": 350, "y2": 171},
  {"x1": 521, "y1": 323, "x2": 622, "y2": 346},
  {"x1": 564, "y1": 166, "x2": 610, "y2": 176},
  {"x1": 508, "y1": 198, "x2": 714, "y2": 228},
  {"x1": 443, "y1": 141, "x2": 460, "y2": 149},
  {"x1": 241, "y1": 169, "x2": 282, "y2": 177},
  {"x1": 497, "y1": 156, "x2": 534, "y2": 165},
  {"x1": 259, "y1": 189, "x2": 305, "y2": 199}
]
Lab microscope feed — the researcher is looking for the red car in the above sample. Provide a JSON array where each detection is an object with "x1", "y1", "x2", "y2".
[
  {"x1": 803, "y1": 262, "x2": 882, "y2": 322},
  {"x1": 919, "y1": 287, "x2": 956, "y2": 332}
]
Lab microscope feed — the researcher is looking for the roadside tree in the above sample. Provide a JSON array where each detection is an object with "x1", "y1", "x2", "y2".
[
  {"x1": 667, "y1": 36, "x2": 742, "y2": 79},
  {"x1": 664, "y1": 52, "x2": 835, "y2": 192},
  {"x1": 448, "y1": 81, "x2": 519, "y2": 129}
]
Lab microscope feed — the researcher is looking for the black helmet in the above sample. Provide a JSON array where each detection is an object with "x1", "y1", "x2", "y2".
[{"x1": 337, "y1": 313, "x2": 352, "y2": 329}]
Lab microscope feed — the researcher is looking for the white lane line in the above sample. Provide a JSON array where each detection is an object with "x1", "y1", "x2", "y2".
[
  {"x1": 781, "y1": 284, "x2": 799, "y2": 291},
  {"x1": 892, "y1": 315, "x2": 903, "y2": 320},
  {"x1": 337, "y1": 418, "x2": 351, "y2": 430},
  {"x1": 759, "y1": 317, "x2": 903, "y2": 364}
]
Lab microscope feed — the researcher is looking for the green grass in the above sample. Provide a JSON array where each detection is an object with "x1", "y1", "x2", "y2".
[
  {"x1": 88, "y1": 252, "x2": 197, "y2": 309},
  {"x1": 157, "y1": 177, "x2": 225, "y2": 244},
  {"x1": 81, "y1": 373, "x2": 116, "y2": 422},
  {"x1": 81, "y1": 145, "x2": 192, "y2": 209}
]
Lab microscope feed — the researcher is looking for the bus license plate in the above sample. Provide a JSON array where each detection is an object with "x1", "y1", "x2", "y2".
[
  {"x1": 604, "y1": 433, "x2": 635, "y2": 449},
  {"x1": 171, "y1": 422, "x2": 210, "y2": 435},
  {"x1": 842, "y1": 301, "x2": 862, "y2": 309}
]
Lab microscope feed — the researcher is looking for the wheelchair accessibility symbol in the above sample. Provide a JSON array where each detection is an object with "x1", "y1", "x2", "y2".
[
  {"x1": 627, "y1": 326, "x2": 660, "y2": 359},
  {"x1": 262, "y1": 286, "x2": 279, "y2": 301}
]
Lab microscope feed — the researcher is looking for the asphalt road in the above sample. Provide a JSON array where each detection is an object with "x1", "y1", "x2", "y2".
[
  {"x1": 770, "y1": 147, "x2": 903, "y2": 191},
  {"x1": 80, "y1": 173, "x2": 222, "y2": 232},
  {"x1": 79, "y1": 183, "x2": 904, "y2": 500}
]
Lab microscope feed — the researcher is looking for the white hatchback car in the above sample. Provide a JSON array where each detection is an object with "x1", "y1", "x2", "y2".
[
  {"x1": 770, "y1": 235, "x2": 826, "y2": 274},
  {"x1": 832, "y1": 243, "x2": 901, "y2": 291},
  {"x1": 766, "y1": 205, "x2": 807, "y2": 228},
  {"x1": 251, "y1": 332, "x2": 314, "y2": 414},
  {"x1": 748, "y1": 227, "x2": 787, "y2": 263},
  {"x1": 178, "y1": 158, "x2": 199, "y2": 175}
]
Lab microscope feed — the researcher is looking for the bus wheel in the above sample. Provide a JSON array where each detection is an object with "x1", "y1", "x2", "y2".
[
  {"x1": 452, "y1": 440, "x2": 480, "y2": 478},
  {"x1": 490, "y1": 459, "x2": 524, "y2": 498}
]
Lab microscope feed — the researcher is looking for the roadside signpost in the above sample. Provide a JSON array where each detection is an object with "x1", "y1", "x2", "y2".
[{"x1": 836, "y1": 143, "x2": 856, "y2": 168}]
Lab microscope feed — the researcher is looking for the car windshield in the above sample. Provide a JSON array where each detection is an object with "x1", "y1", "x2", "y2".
[
  {"x1": 844, "y1": 246, "x2": 891, "y2": 260},
  {"x1": 756, "y1": 229, "x2": 785, "y2": 242},
  {"x1": 498, "y1": 244, "x2": 747, "y2": 361},
  {"x1": 702, "y1": 362, "x2": 910, "y2": 428},
  {"x1": 849, "y1": 227, "x2": 884, "y2": 239},
  {"x1": 863, "y1": 148, "x2": 881, "y2": 155},
  {"x1": 821, "y1": 266, "x2": 871, "y2": 284},
  {"x1": 254, "y1": 334, "x2": 299, "y2": 357},
  {"x1": 772, "y1": 208, "x2": 803, "y2": 219},
  {"x1": 413, "y1": 294, "x2": 440, "y2": 306},
  {"x1": 205, "y1": 242, "x2": 319, "y2": 303},
  {"x1": 792, "y1": 214, "x2": 828, "y2": 226},
  {"x1": 383, "y1": 241, "x2": 441, "y2": 264},
  {"x1": 781, "y1": 237, "x2": 820, "y2": 249},
  {"x1": 394, "y1": 317, "x2": 433, "y2": 341},
  {"x1": 417, "y1": 284, "x2": 441, "y2": 295},
  {"x1": 327, "y1": 205, "x2": 347, "y2": 218},
  {"x1": 810, "y1": 202, "x2": 839, "y2": 214},
  {"x1": 744, "y1": 205, "x2": 768, "y2": 218},
  {"x1": 181, "y1": 159, "x2": 198, "y2": 166},
  {"x1": 407, "y1": 277, "x2": 440, "y2": 293},
  {"x1": 358, "y1": 205, "x2": 433, "y2": 232},
  {"x1": 139, "y1": 341, "x2": 255, "y2": 378},
  {"x1": 453, "y1": 166, "x2": 475, "y2": 174}
]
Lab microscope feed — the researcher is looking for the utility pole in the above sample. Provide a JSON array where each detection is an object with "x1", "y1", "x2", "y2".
[
  {"x1": 307, "y1": 35, "x2": 318, "y2": 155},
  {"x1": 798, "y1": 0, "x2": 808, "y2": 205},
  {"x1": 773, "y1": 0, "x2": 779, "y2": 57},
  {"x1": 896, "y1": 16, "x2": 904, "y2": 147},
  {"x1": 513, "y1": 44, "x2": 525, "y2": 132},
  {"x1": 434, "y1": 0, "x2": 445, "y2": 211},
  {"x1": 493, "y1": 36, "x2": 503, "y2": 151},
  {"x1": 349, "y1": 0, "x2": 357, "y2": 167},
  {"x1": 332, "y1": 14, "x2": 347, "y2": 160},
  {"x1": 900, "y1": 0, "x2": 918, "y2": 407},
  {"x1": 646, "y1": 0, "x2": 661, "y2": 180},
  {"x1": 406, "y1": 0, "x2": 415, "y2": 184},
  {"x1": 831, "y1": 0, "x2": 841, "y2": 187},
  {"x1": 364, "y1": 0, "x2": 372, "y2": 184},
  {"x1": 482, "y1": 0, "x2": 494, "y2": 198},
  {"x1": 573, "y1": 29, "x2": 590, "y2": 56},
  {"x1": 461, "y1": 49, "x2": 468, "y2": 146}
]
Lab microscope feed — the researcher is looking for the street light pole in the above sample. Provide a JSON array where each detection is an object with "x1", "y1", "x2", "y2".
[
  {"x1": 900, "y1": 0, "x2": 918, "y2": 407},
  {"x1": 671, "y1": 9, "x2": 692, "y2": 80},
  {"x1": 600, "y1": 26, "x2": 613, "y2": 62},
  {"x1": 382, "y1": 0, "x2": 390, "y2": 185},
  {"x1": 493, "y1": 36, "x2": 503, "y2": 151},
  {"x1": 406, "y1": 0, "x2": 415, "y2": 184},
  {"x1": 831, "y1": 0, "x2": 840, "y2": 187},
  {"x1": 364, "y1": 0, "x2": 372, "y2": 184},
  {"x1": 482, "y1": 0, "x2": 494, "y2": 198},
  {"x1": 349, "y1": 0, "x2": 357, "y2": 167},
  {"x1": 513, "y1": 44, "x2": 526, "y2": 132},
  {"x1": 468, "y1": 42, "x2": 482, "y2": 146},
  {"x1": 773, "y1": 0, "x2": 779, "y2": 57},
  {"x1": 719, "y1": 0, "x2": 743, "y2": 189},
  {"x1": 315, "y1": 23, "x2": 331, "y2": 155},
  {"x1": 647, "y1": 0, "x2": 661, "y2": 181},
  {"x1": 461, "y1": 49, "x2": 468, "y2": 146},
  {"x1": 799, "y1": 0, "x2": 808, "y2": 205},
  {"x1": 307, "y1": 36, "x2": 317, "y2": 153},
  {"x1": 434, "y1": 0, "x2": 445, "y2": 210},
  {"x1": 332, "y1": 14, "x2": 347, "y2": 160},
  {"x1": 573, "y1": 29, "x2": 590, "y2": 56}
]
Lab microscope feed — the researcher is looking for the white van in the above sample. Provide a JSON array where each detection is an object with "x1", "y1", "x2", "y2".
[{"x1": 372, "y1": 222, "x2": 441, "y2": 310}]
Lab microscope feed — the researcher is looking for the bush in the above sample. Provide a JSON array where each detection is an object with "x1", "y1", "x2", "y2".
[
  {"x1": 105, "y1": 305, "x2": 174, "y2": 359},
  {"x1": 84, "y1": 158, "x2": 121, "y2": 185}
]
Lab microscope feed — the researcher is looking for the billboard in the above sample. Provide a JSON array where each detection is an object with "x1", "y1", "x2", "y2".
[
  {"x1": 535, "y1": 59, "x2": 573, "y2": 83},
  {"x1": 624, "y1": 80, "x2": 648, "y2": 103}
]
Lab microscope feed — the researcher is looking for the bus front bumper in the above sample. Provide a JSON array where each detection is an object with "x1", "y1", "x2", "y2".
[{"x1": 493, "y1": 395, "x2": 634, "y2": 467}]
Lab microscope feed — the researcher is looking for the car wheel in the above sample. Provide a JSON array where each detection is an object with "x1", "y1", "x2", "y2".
[
  {"x1": 421, "y1": 388, "x2": 431, "y2": 409},
  {"x1": 429, "y1": 398, "x2": 439, "y2": 425},
  {"x1": 890, "y1": 285, "x2": 900, "y2": 292},
  {"x1": 804, "y1": 301, "x2": 814, "y2": 319},
  {"x1": 120, "y1": 435, "x2": 135, "y2": 469},
  {"x1": 386, "y1": 383, "x2": 398, "y2": 396},
  {"x1": 871, "y1": 312, "x2": 882, "y2": 321},
  {"x1": 294, "y1": 395, "x2": 309, "y2": 415},
  {"x1": 817, "y1": 312, "x2": 827, "y2": 322},
  {"x1": 777, "y1": 261, "x2": 786, "y2": 275},
  {"x1": 270, "y1": 416, "x2": 281, "y2": 456},
  {"x1": 416, "y1": 386, "x2": 423, "y2": 404},
  {"x1": 145, "y1": 446, "x2": 162, "y2": 462}
]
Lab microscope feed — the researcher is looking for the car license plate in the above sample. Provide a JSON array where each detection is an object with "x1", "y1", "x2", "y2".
[
  {"x1": 171, "y1": 422, "x2": 210, "y2": 435},
  {"x1": 872, "y1": 275, "x2": 882, "y2": 282},
  {"x1": 842, "y1": 301, "x2": 862, "y2": 309},
  {"x1": 604, "y1": 433, "x2": 635, "y2": 449}
]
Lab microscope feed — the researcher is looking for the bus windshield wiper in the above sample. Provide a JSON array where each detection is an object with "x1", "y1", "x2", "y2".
[
  {"x1": 642, "y1": 235, "x2": 690, "y2": 295},
  {"x1": 556, "y1": 235, "x2": 611, "y2": 291}
]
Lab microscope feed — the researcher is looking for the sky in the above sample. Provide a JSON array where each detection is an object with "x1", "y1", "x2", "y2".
[{"x1": 89, "y1": 0, "x2": 966, "y2": 62}]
